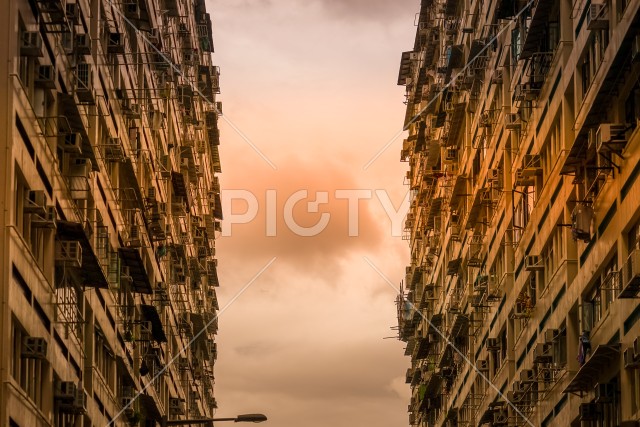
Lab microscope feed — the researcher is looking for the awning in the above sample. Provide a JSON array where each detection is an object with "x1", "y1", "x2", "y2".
[
  {"x1": 450, "y1": 314, "x2": 469, "y2": 338},
  {"x1": 118, "y1": 247, "x2": 152, "y2": 294},
  {"x1": 430, "y1": 313, "x2": 444, "y2": 328},
  {"x1": 57, "y1": 93, "x2": 99, "y2": 171},
  {"x1": 425, "y1": 140, "x2": 441, "y2": 167},
  {"x1": 446, "y1": 45, "x2": 465, "y2": 71},
  {"x1": 447, "y1": 258, "x2": 462, "y2": 275},
  {"x1": 411, "y1": 267, "x2": 423, "y2": 287},
  {"x1": 468, "y1": 39, "x2": 486, "y2": 64},
  {"x1": 466, "y1": 191, "x2": 484, "y2": 229},
  {"x1": 139, "y1": 304, "x2": 167, "y2": 343},
  {"x1": 438, "y1": 345, "x2": 454, "y2": 369},
  {"x1": 213, "y1": 193, "x2": 223, "y2": 220},
  {"x1": 443, "y1": 103, "x2": 466, "y2": 147},
  {"x1": 422, "y1": 370, "x2": 441, "y2": 395},
  {"x1": 405, "y1": 338, "x2": 417, "y2": 356},
  {"x1": 120, "y1": 158, "x2": 143, "y2": 205},
  {"x1": 190, "y1": 313, "x2": 210, "y2": 358},
  {"x1": 138, "y1": 394, "x2": 162, "y2": 422},
  {"x1": 398, "y1": 51, "x2": 413, "y2": 85},
  {"x1": 171, "y1": 171, "x2": 191, "y2": 211},
  {"x1": 444, "y1": 0, "x2": 458, "y2": 17},
  {"x1": 426, "y1": 197, "x2": 443, "y2": 227},
  {"x1": 116, "y1": 355, "x2": 137, "y2": 386},
  {"x1": 415, "y1": 337, "x2": 432, "y2": 360},
  {"x1": 56, "y1": 221, "x2": 109, "y2": 288},
  {"x1": 521, "y1": 0, "x2": 555, "y2": 59},
  {"x1": 563, "y1": 345, "x2": 620, "y2": 394}
]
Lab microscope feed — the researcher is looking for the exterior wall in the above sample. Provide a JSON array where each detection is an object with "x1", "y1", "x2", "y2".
[
  {"x1": 397, "y1": 0, "x2": 640, "y2": 426},
  {"x1": 0, "y1": 0, "x2": 223, "y2": 426}
]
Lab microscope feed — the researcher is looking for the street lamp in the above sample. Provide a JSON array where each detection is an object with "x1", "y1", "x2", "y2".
[{"x1": 161, "y1": 413, "x2": 267, "y2": 426}]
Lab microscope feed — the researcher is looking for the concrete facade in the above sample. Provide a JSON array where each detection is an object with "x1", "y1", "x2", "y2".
[
  {"x1": 397, "y1": 0, "x2": 640, "y2": 426},
  {"x1": 0, "y1": 0, "x2": 223, "y2": 425}
]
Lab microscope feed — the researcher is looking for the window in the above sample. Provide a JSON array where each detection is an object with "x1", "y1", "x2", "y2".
[
  {"x1": 624, "y1": 81, "x2": 640, "y2": 132},
  {"x1": 552, "y1": 322, "x2": 567, "y2": 367},
  {"x1": 582, "y1": 255, "x2": 618, "y2": 331},
  {"x1": 11, "y1": 317, "x2": 47, "y2": 409},
  {"x1": 94, "y1": 327, "x2": 116, "y2": 392},
  {"x1": 513, "y1": 187, "x2": 536, "y2": 245}
]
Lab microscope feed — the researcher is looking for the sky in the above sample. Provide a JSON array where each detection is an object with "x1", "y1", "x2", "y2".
[{"x1": 207, "y1": 1, "x2": 418, "y2": 426}]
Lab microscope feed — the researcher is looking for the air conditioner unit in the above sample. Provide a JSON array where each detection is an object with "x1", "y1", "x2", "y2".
[
  {"x1": 493, "y1": 409, "x2": 508, "y2": 425},
  {"x1": 34, "y1": 65, "x2": 56, "y2": 89},
  {"x1": 505, "y1": 113, "x2": 521, "y2": 130},
  {"x1": 32, "y1": 206, "x2": 57, "y2": 229},
  {"x1": 177, "y1": 22, "x2": 189, "y2": 34},
  {"x1": 138, "y1": 320, "x2": 152, "y2": 341},
  {"x1": 525, "y1": 255, "x2": 543, "y2": 271},
  {"x1": 127, "y1": 225, "x2": 142, "y2": 247},
  {"x1": 107, "y1": 32, "x2": 125, "y2": 54},
  {"x1": 74, "y1": 33, "x2": 91, "y2": 54},
  {"x1": 579, "y1": 403, "x2": 599, "y2": 421},
  {"x1": 507, "y1": 390, "x2": 524, "y2": 404},
  {"x1": 69, "y1": 158, "x2": 91, "y2": 177},
  {"x1": 147, "y1": 186, "x2": 157, "y2": 201},
  {"x1": 513, "y1": 301, "x2": 530, "y2": 319},
  {"x1": 635, "y1": 337, "x2": 640, "y2": 356},
  {"x1": 20, "y1": 31, "x2": 42, "y2": 57},
  {"x1": 124, "y1": 2, "x2": 139, "y2": 18},
  {"x1": 490, "y1": 69, "x2": 503, "y2": 85},
  {"x1": 21, "y1": 337, "x2": 48, "y2": 359},
  {"x1": 55, "y1": 241, "x2": 82, "y2": 268},
  {"x1": 520, "y1": 369, "x2": 535, "y2": 383},
  {"x1": 444, "y1": 148, "x2": 457, "y2": 162},
  {"x1": 533, "y1": 343, "x2": 552, "y2": 363},
  {"x1": 587, "y1": 3, "x2": 608, "y2": 30},
  {"x1": 522, "y1": 154, "x2": 541, "y2": 173},
  {"x1": 478, "y1": 359, "x2": 489, "y2": 371},
  {"x1": 487, "y1": 338, "x2": 500, "y2": 350},
  {"x1": 60, "y1": 132, "x2": 82, "y2": 154},
  {"x1": 127, "y1": 103, "x2": 141, "y2": 119},
  {"x1": 25, "y1": 190, "x2": 47, "y2": 215},
  {"x1": 180, "y1": 157, "x2": 190, "y2": 169},
  {"x1": 59, "y1": 389, "x2": 86, "y2": 414},
  {"x1": 487, "y1": 168, "x2": 502, "y2": 187},
  {"x1": 65, "y1": 2, "x2": 79, "y2": 24},
  {"x1": 169, "y1": 397, "x2": 186, "y2": 415},
  {"x1": 544, "y1": 328, "x2": 560, "y2": 343},
  {"x1": 182, "y1": 51, "x2": 195, "y2": 63},
  {"x1": 159, "y1": 154, "x2": 172, "y2": 177},
  {"x1": 55, "y1": 381, "x2": 77, "y2": 401},
  {"x1": 409, "y1": 52, "x2": 420, "y2": 61},
  {"x1": 596, "y1": 123, "x2": 627, "y2": 153},
  {"x1": 624, "y1": 348, "x2": 640, "y2": 369}
]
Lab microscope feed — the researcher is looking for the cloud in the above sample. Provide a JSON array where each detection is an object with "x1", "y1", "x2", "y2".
[
  {"x1": 216, "y1": 157, "x2": 386, "y2": 280},
  {"x1": 313, "y1": 0, "x2": 418, "y2": 22}
]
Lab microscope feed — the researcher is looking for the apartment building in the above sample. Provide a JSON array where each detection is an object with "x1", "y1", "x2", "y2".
[
  {"x1": 0, "y1": 0, "x2": 223, "y2": 425},
  {"x1": 396, "y1": 0, "x2": 640, "y2": 426}
]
